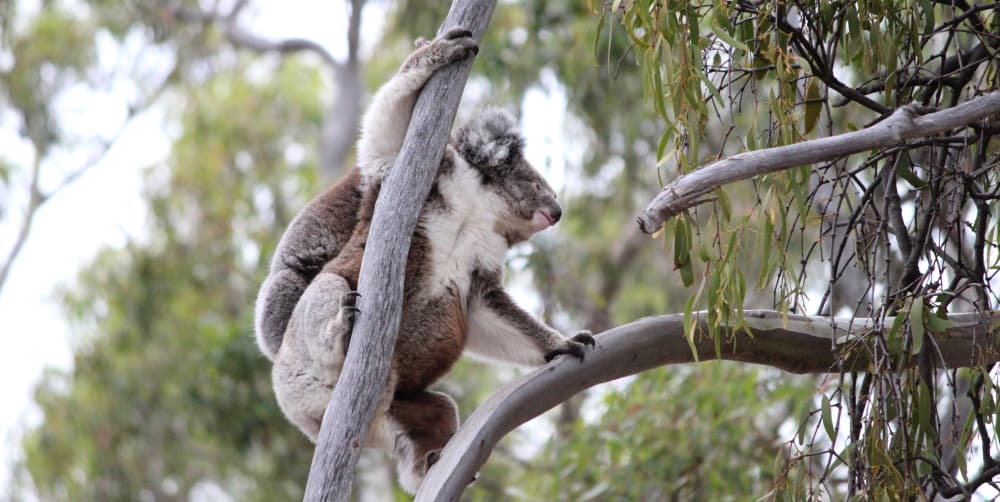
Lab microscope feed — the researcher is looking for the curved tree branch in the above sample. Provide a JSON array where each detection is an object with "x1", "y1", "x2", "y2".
[
  {"x1": 222, "y1": 3, "x2": 340, "y2": 69},
  {"x1": 637, "y1": 91, "x2": 1000, "y2": 234},
  {"x1": 171, "y1": 0, "x2": 340, "y2": 69},
  {"x1": 172, "y1": 0, "x2": 369, "y2": 183},
  {"x1": 302, "y1": 1, "x2": 498, "y2": 501},
  {"x1": 417, "y1": 310, "x2": 1000, "y2": 501}
]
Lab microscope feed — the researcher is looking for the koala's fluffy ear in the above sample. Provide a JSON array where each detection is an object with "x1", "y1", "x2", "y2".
[{"x1": 454, "y1": 108, "x2": 525, "y2": 168}]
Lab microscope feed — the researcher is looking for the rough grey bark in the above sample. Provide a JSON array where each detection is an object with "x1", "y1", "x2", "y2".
[
  {"x1": 637, "y1": 92, "x2": 1000, "y2": 233},
  {"x1": 302, "y1": 1, "x2": 497, "y2": 501},
  {"x1": 416, "y1": 310, "x2": 1000, "y2": 501}
]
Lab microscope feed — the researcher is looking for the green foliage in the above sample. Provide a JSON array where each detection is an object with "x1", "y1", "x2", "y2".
[
  {"x1": 613, "y1": 0, "x2": 1000, "y2": 498},
  {"x1": 1, "y1": 7, "x2": 96, "y2": 149},
  {"x1": 17, "y1": 57, "x2": 324, "y2": 500},
  {"x1": 526, "y1": 365, "x2": 815, "y2": 500},
  {"x1": 11, "y1": 0, "x2": 999, "y2": 500}
]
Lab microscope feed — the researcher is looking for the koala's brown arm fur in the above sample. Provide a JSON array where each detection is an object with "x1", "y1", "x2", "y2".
[{"x1": 465, "y1": 269, "x2": 594, "y2": 365}]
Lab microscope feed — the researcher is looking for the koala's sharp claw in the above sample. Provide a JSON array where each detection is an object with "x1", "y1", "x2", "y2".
[
  {"x1": 442, "y1": 27, "x2": 473, "y2": 40},
  {"x1": 426, "y1": 449, "x2": 441, "y2": 468},
  {"x1": 453, "y1": 37, "x2": 479, "y2": 57},
  {"x1": 342, "y1": 291, "x2": 361, "y2": 307},
  {"x1": 572, "y1": 331, "x2": 596, "y2": 347},
  {"x1": 343, "y1": 306, "x2": 361, "y2": 322},
  {"x1": 543, "y1": 330, "x2": 595, "y2": 362}
]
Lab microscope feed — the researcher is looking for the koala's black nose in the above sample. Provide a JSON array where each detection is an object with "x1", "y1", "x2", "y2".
[{"x1": 550, "y1": 205, "x2": 562, "y2": 223}]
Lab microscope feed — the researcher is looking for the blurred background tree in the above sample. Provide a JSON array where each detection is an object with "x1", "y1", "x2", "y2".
[{"x1": 3, "y1": 0, "x2": 996, "y2": 500}]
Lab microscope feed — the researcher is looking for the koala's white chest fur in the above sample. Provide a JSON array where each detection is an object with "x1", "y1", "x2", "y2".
[{"x1": 421, "y1": 153, "x2": 508, "y2": 299}]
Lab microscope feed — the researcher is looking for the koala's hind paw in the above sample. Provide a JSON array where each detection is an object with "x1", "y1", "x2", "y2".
[
  {"x1": 544, "y1": 330, "x2": 596, "y2": 362},
  {"x1": 340, "y1": 291, "x2": 362, "y2": 355}
]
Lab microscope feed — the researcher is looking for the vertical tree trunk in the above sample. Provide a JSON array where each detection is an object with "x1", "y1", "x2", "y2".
[
  {"x1": 302, "y1": 1, "x2": 498, "y2": 500},
  {"x1": 319, "y1": 64, "x2": 364, "y2": 182}
]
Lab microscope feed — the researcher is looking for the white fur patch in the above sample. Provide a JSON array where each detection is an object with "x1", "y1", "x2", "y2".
[
  {"x1": 421, "y1": 151, "x2": 509, "y2": 298},
  {"x1": 464, "y1": 303, "x2": 546, "y2": 365}
]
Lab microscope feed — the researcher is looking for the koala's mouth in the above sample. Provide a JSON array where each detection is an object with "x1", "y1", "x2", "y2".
[{"x1": 530, "y1": 209, "x2": 557, "y2": 231}]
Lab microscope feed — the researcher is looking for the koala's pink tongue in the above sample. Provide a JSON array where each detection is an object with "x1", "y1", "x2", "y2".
[{"x1": 531, "y1": 211, "x2": 553, "y2": 231}]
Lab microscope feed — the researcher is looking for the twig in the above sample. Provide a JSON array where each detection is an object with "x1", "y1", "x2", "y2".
[
  {"x1": 0, "y1": 66, "x2": 175, "y2": 298},
  {"x1": 637, "y1": 92, "x2": 1000, "y2": 233},
  {"x1": 172, "y1": 1, "x2": 340, "y2": 69}
]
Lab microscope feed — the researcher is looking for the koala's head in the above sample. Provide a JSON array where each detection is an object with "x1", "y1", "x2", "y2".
[{"x1": 454, "y1": 108, "x2": 562, "y2": 244}]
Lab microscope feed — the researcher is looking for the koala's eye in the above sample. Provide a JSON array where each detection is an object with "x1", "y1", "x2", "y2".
[{"x1": 532, "y1": 181, "x2": 542, "y2": 191}]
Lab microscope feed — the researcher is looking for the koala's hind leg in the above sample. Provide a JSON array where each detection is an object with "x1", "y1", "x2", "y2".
[
  {"x1": 288, "y1": 272, "x2": 358, "y2": 369},
  {"x1": 387, "y1": 391, "x2": 460, "y2": 494},
  {"x1": 358, "y1": 27, "x2": 478, "y2": 180},
  {"x1": 254, "y1": 267, "x2": 310, "y2": 360}
]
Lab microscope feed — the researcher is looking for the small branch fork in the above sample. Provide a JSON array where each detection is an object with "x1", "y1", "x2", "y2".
[
  {"x1": 0, "y1": 67, "x2": 174, "y2": 297},
  {"x1": 170, "y1": 0, "x2": 342, "y2": 69},
  {"x1": 170, "y1": 0, "x2": 367, "y2": 181},
  {"x1": 636, "y1": 92, "x2": 1000, "y2": 233}
]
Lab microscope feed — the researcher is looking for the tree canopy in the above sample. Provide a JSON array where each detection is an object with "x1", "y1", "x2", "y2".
[{"x1": 2, "y1": 0, "x2": 998, "y2": 500}]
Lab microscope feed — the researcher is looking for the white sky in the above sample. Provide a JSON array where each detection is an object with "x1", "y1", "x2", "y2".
[
  {"x1": 3, "y1": 3, "x2": 997, "y2": 501},
  {"x1": 0, "y1": 0, "x2": 357, "y2": 494},
  {"x1": 0, "y1": 0, "x2": 579, "y2": 496}
]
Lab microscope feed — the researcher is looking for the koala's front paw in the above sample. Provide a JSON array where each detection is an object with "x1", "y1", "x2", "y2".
[
  {"x1": 544, "y1": 330, "x2": 596, "y2": 362},
  {"x1": 406, "y1": 27, "x2": 478, "y2": 71}
]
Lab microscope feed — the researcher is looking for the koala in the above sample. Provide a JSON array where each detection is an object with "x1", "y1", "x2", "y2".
[{"x1": 253, "y1": 27, "x2": 594, "y2": 494}]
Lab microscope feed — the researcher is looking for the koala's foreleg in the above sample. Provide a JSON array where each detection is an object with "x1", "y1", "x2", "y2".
[
  {"x1": 357, "y1": 28, "x2": 478, "y2": 180},
  {"x1": 386, "y1": 391, "x2": 460, "y2": 494},
  {"x1": 465, "y1": 270, "x2": 594, "y2": 365}
]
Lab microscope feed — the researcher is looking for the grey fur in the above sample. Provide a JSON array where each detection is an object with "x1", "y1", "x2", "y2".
[
  {"x1": 454, "y1": 107, "x2": 524, "y2": 168},
  {"x1": 254, "y1": 28, "x2": 592, "y2": 494}
]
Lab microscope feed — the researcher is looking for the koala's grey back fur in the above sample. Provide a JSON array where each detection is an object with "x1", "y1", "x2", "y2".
[{"x1": 253, "y1": 168, "x2": 363, "y2": 360}]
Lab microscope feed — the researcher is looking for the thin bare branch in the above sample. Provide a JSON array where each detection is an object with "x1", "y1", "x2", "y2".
[
  {"x1": 0, "y1": 66, "x2": 174, "y2": 299},
  {"x1": 346, "y1": 0, "x2": 364, "y2": 65},
  {"x1": 637, "y1": 92, "x2": 1000, "y2": 233},
  {"x1": 172, "y1": 1, "x2": 340, "y2": 69},
  {"x1": 417, "y1": 310, "x2": 1000, "y2": 501},
  {"x1": 0, "y1": 160, "x2": 43, "y2": 296}
]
